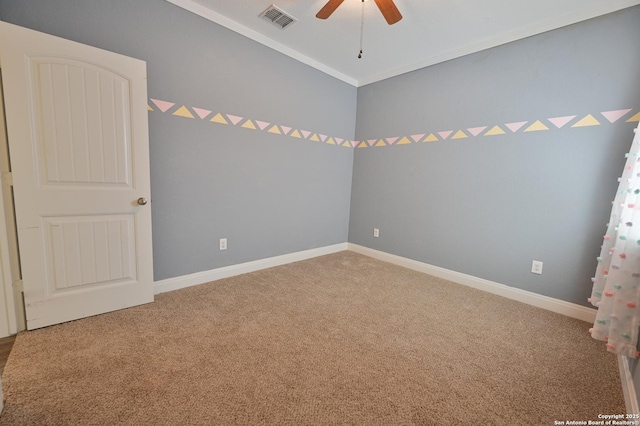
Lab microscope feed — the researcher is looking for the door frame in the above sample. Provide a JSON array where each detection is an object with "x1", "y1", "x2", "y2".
[{"x1": 0, "y1": 72, "x2": 20, "y2": 337}]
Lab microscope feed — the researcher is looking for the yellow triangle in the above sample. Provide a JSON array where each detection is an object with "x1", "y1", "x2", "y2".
[
  {"x1": 147, "y1": 104, "x2": 154, "y2": 111},
  {"x1": 310, "y1": 133, "x2": 320, "y2": 142},
  {"x1": 451, "y1": 130, "x2": 468, "y2": 140},
  {"x1": 375, "y1": 139, "x2": 386, "y2": 147},
  {"x1": 172, "y1": 105, "x2": 194, "y2": 119},
  {"x1": 357, "y1": 141, "x2": 368, "y2": 148},
  {"x1": 290, "y1": 129, "x2": 302, "y2": 138},
  {"x1": 342, "y1": 140, "x2": 352, "y2": 147},
  {"x1": 242, "y1": 120, "x2": 257, "y2": 130},
  {"x1": 524, "y1": 120, "x2": 549, "y2": 132},
  {"x1": 485, "y1": 125, "x2": 506, "y2": 136},
  {"x1": 626, "y1": 112, "x2": 640, "y2": 123},
  {"x1": 572, "y1": 114, "x2": 601, "y2": 128},
  {"x1": 396, "y1": 136, "x2": 411, "y2": 145},
  {"x1": 268, "y1": 125, "x2": 281, "y2": 134},
  {"x1": 424, "y1": 133, "x2": 438, "y2": 142},
  {"x1": 327, "y1": 137, "x2": 336, "y2": 145},
  {"x1": 211, "y1": 113, "x2": 228, "y2": 124}
]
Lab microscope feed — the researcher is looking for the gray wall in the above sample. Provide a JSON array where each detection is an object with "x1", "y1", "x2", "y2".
[
  {"x1": 0, "y1": 0, "x2": 356, "y2": 280},
  {"x1": 350, "y1": 7, "x2": 640, "y2": 306},
  {"x1": 1, "y1": 0, "x2": 639, "y2": 309}
]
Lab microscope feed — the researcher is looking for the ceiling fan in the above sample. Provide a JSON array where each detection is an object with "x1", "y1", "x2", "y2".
[{"x1": 316, "y1": 0, "x2": 403, "y2": 25}]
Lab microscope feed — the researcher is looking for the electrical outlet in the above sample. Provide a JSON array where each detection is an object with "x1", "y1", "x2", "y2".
[
  {"x1": 531, "y1": 260, "x2": 543, "y2": 275},
  {"x1": 373, "y1": 228, "x2": 379, "y2": 238},
  {"x1": 220, "y1": 238, "x2": 227, "y2": 251}
]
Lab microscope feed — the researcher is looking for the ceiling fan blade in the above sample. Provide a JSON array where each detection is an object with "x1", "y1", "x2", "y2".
[
  {"x1": 373, "y1": 0, "x2": 402, "y2": 25},
  {"x1": 316, "y1": 0, "x2": 345, "y2": 19}
]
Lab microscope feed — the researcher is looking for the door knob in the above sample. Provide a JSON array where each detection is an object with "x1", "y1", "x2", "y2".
[{"x1": 137, "y1": 197, "x2": 148, "y2": 206}]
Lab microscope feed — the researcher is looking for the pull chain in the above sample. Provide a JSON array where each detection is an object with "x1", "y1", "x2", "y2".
[{"x1": 358, "y1": 0, "x2": 364, "y2": 59}]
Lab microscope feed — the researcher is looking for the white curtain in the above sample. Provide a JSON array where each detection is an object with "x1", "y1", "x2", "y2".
[{"x1": 591, "y1": 124, "x2": 640, "y2": 358}]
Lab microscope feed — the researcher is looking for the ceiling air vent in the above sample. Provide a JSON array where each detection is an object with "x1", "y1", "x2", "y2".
[{"x1": 259, "y1": 5, "x2": 297, "y2": 29}]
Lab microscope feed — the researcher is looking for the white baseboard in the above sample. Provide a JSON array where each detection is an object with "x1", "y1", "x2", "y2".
[
  {"x1": 347, "y1": 243, "x2": 597, "y2": 323},
  {"x1": 154, "y1": 241, "x2": 597, "y2": 323},
  {"x1": 154, "y1": 243, "x2": 348, "y2": 294},
  {"x1": 618, "y1": 355, "x2": 639, "y2": 415}
]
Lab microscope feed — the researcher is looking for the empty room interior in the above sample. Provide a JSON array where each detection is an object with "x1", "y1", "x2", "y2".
[{"x1": 0, "y1": 0, "x2": 640, "y2": 424}]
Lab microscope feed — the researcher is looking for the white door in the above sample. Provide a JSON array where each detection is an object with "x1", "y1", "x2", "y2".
[{"x1": 0, "y1": 22, "x2": 154, "y2": 330}]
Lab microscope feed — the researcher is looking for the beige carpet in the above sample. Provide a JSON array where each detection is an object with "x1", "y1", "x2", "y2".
[{"x1": 0, "y1": 251, "x2": 624, "y2": 425}]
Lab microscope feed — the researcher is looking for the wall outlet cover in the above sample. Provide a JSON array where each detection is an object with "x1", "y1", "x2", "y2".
[{"x1": 531, "y1": 260, "x2": 543, "y2": 275}]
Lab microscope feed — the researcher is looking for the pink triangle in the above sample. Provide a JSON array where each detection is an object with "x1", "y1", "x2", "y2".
[
  {"x1": 386, "y1": 137, "x2": 399, "y2": 145},
  {"x1": 410, "y1": 134, "x2": 425, "y2": 142},
  {"x1": 367, "y1": 139, "x2": 376, "y2": 146},
  {"x1": 601, "y1": 109, "x2": 632, "y2": 123},
  {"x1": 438, "y1": 130, "x2": 453, "y2": 140},
  {"x1": 192, "y1": 107, "x2": 212, "y2": 119},
  {"x1": 351, "y1": 140, "x2": 359, "y2": 148},
  {"x1": 548, "y1": 115, "x2": 576, "y2": 128},
  {"x1": 226, "y1": 114, "x2": 243, "y2": 126},
  {"x1": 255, "y1": 120, "x2": 270, "y2": 130},
  {"x1": 280, "y1": 126, "x2": 291, "y2": 135},
  {"x1": 319, "y1": 134, "x2": 327, "y2": 142},
  {"x1": 150, "y1": 98, "x2": 175, "y2": 113},
  {"x1": 335, "y1": 137, "x2": 344, "y2": 145},
  {"x1": 300, "y1": 130, "x2": 311, "y2": 139},
  {"x1": 467, "y1": 126, "x2": 487, "y2": 137},
  {"x1": 505, "y1": 121, "x2": 527, "y2": 132}
]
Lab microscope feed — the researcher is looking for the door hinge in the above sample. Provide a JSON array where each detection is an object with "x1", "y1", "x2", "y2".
[
  {"x1": 2, "y1": 171, "x2": 12, "y2": 186},
  {"x1": 13, "y1": 279, "x2": 23, "y2": 292}
]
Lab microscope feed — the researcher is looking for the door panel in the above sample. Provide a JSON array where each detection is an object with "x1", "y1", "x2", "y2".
[
  {"x1": 0, "y1": 22, "x2": 153, "y2": 330},
  {"x1": 33, "y1": 58, "x2": 132, "y2": 186},
  {"x1": 45, "y1": 215, "x2": 136, "y2": 290}
]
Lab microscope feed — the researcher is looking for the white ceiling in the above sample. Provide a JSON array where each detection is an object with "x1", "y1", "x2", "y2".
[{"x1": 166, "y1": 0, "x2": 640, "y2": 87}]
